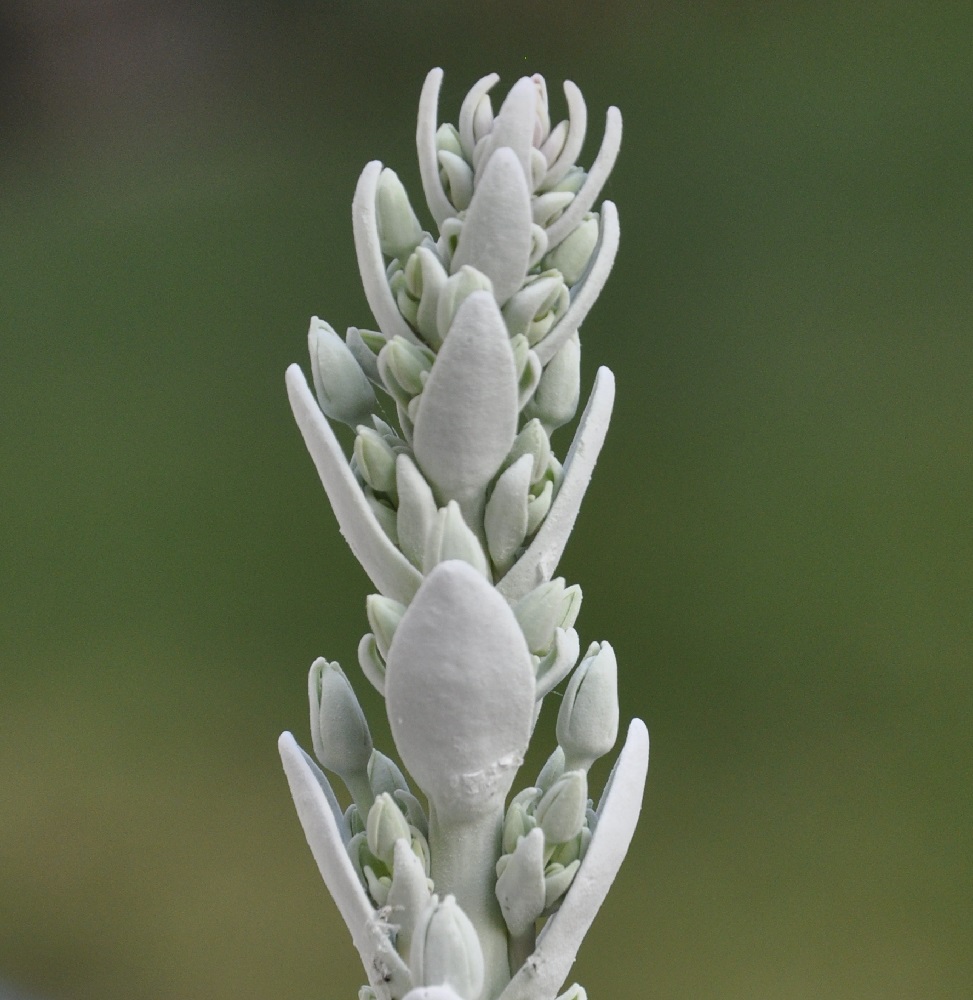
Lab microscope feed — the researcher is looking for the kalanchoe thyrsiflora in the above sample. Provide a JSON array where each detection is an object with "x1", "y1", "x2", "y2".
[{"x1": 278, "y1": 69, "x2": 649, "y2": 1000}]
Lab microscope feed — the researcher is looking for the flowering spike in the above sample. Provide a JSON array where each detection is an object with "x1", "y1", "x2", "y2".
[{"x1": 279, "y1": 71, "x2": 648, "y2": 1000}]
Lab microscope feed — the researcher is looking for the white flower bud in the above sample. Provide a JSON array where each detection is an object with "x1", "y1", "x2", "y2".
[
  {"x1": 376, "y1": 168, "x2": 423, "y2": 260},
  {"x1": 534, "y1": 769, "x2": 588, "y2": 844},
  {"x1": 556, "y1": 641, "x2": 619, "y2": 771},
  {"x1": 411, "y1": 895, "x2": 485, "y2": 1000},
  {"x1": 308, "y1": 318, "x2": 376, "y2": 427}
]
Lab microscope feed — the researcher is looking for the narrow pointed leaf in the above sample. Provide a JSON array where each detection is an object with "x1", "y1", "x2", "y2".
[
  {"x1": 279, "y1": 732, "x2": 413, "y2": 999},
  {"x1": 353, "y1": 160, "x2": 422, "y2": 345},
  {"x1": 287, "y1": 365, "x2": 422, "y2": 604},
  {"x1": 546, "y1": 107, "x2": 622, "y2": 250},
  {"x1": 534, "y1": 203, "x2": 620, "y2": 366},
  {"x1": 498, "y1": 367, "x2": 615, "y2": 600},
  {"x1": 416, "y1": 68, "x2": 455, "y2": 226},
  {"x1": 495, "y1": 719, "x2": 649, "y2": 1000}
]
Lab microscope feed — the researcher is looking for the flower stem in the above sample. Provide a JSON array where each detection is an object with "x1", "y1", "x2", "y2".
[{"x1": 428, "y1": 803, "x2": 511, "y2": 1000}]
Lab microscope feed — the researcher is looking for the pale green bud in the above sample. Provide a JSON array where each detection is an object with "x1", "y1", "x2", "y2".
[
  {"x1": 378, "y1": 336, "x2": 435, "y2": 405},
  {"x1": 502, "y1": 273, "x2": 569, "y2": 346},
  {"x1": 396, "y1": 454, "x2": 439, "y2": 571},
  {"x1": 411, "y1": 895, "x2": 485, "y2": 1000},
  {"x1": 354, "y1": 427, "x2": 398, "y2": 496},
  {"x1": 346, "y1": 327, "x2": 385, "y2": 383},
  {"x1": 549, "y1": 165, "x2": 585, "y2": 195},
  {"x1": 501, "y1": 796, "x2": 537, "y2": 856},
  {"x1": 366, "y1": 594, "x2": 406, "y2": 660},
  {"x1": 387, "y1": 839, "x2": 432, "y2": 957},
  {"x1": 364, "y1": 492, "x2": 398, "y2": 545},
  {"x1": 548, "y1": 826, "x2": 591, "y2": 868},
  {"x1": 436, "y1": 216, "x2": 464, "y2": 267},
  {"x1": 423, "y1": 501, "x2": 490, "y2": 579},
  {"x1": 357, "y1": 632, "x2": 386, "y2": 696},
  {"x1": 512, "y1": 578, "x2": 582, "y2": 656},
  {"x1": 495, "y1": 827, "x2": 546, "y2": 938},
  {"x1": 366, "y1": 792, "x2": 412, "y2": 867},
  {"x1": 376, "y1": 168, "x2": 423, "y2": 260},
  {"x1": 523, "y1": 333, "x2": 581, "y2": 433},
  {"x1": 435, "y1": 265, "x2": 493, "y2": 342},
  {"x1": 368, "y1": 749, "x2": 410, "y2": 800},
  {"x1": 506, "y1": 418, "x2": 551, "y2": 485},
  {"x1": 415, "y1": 247, "x2": 451, "y2": 346},
  {"x1": 535, "y1": 745, "x2": 565, "y2": 793},
  {"x1": 544, "y1": 213, "x2": 599, "y2": 286},
  {"x1": 360, "y1": 986, "x2": 378, "y2": 1000},
  {"x1": 344, "y1": 803, "x2": 366, "y2": 838},
  {"x1": 525, "y1": 479, "x2": 554, "y2": 536},
  {"x1": 556, "y1": 641, "x2": 619, "y2": 772},
  {"x1": 542, "y1": 859, "x2": 580, "y2": 911},
  {"x1": 410, "y1": 825, "x2": 433, "y2": 877},
  {"x1": 308, "y1": 318, "x2": 376, "y2": 427},
  {"x1": 532, "y1": 191, "x2": 574, "y2": 228},
  {"x1": 438, "y1": 150, "x2": 474, "y2": 212},
  {"x1": 364, "y1": 864, "x2": 392, "y2": 907},
  {"x1": 534, "y1": 769, "x2": 588, "y2": 844},
  {"x1": 308, "y1": 659, "x2": 373, "y2": 781},
  {"x1": 394, "y1": 788, "x2": 430, "y2": 840},
  {"x1": 484, "y1": 454, "x2": 532, "y2": 574},
  {"x1": 435, "y1": 122, "x2": 463, "y2": 158}
]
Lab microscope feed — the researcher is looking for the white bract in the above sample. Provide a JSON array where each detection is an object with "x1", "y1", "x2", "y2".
[{"x1": 279, "y1": 69, "x2": 649, "y2": 1000}]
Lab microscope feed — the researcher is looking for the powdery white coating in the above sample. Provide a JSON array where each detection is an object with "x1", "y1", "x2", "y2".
[
  {"x1": 412, "y1": 292, "x2": 518, "y2": 507},
  {"x1": 498, "y1": 367, "x2": 615, "y2": 601},
  {"x1": 279, "y1": 733, "x2": 412, "y2": 1000},
  {"x1": 286, "y1": 364, "x2": 422, "y2": 604},
  {"x1": 495, "y1": 720, "x2": 649, "y2": 1000},
  {"x1": 451, "y1": 149, "x2": 533, "y2": 306},
  {"x1": 353, "y1": 160, "x2": 423, "y2": 346},
  {"x1": 385, "y1": 561, "x2": 535, "y2": 821}
]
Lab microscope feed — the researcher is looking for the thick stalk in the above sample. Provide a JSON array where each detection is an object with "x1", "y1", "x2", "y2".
[{"x1": 428, "y1": 803, "x2": 510, "y2": 1000}]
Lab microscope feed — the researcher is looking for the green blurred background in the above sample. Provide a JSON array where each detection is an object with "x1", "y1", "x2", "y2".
[{"x1": 1, "y1": 2, "x2": 971, "y2": 998}]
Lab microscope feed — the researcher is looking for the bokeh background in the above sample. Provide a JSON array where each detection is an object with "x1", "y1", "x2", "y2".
[{"x1": 2, "y1": 2, "x2": 971, "y2": 998}]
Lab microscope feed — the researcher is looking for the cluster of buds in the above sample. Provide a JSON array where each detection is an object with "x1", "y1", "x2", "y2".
[{"x1": 279, "y1": 70, "x2": 648, "y2": 1000}]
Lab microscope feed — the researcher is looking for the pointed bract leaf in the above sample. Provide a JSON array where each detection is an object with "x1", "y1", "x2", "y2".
[
  {"x1": 385, "y1": 561, "x2": 534, "y2": 820},
  {"x1": 451, "y1": 149, "x2": 533, "y2": 305},
  {"x1": 413, "y1": 292, "x2": 518, "y2": 505}
]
